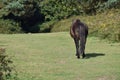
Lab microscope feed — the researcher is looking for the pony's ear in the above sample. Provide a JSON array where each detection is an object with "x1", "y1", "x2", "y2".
[
  {"x1": 72, "y1": 19, "x2": 81, "y2": 23},
  {"x1": 76, "y1": 19, "x2": 80, "y2": 22}
]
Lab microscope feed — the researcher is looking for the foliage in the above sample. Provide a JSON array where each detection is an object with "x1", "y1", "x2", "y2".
[
  {"x1": 1, "y1": 0, "x2": 39, "y2": 18},
  {"x1": 40, "y1": 0, "x2": 120, "y2": 21},
  {"x1": 0, "y1": 0, "x2": 44, "y2": 33},
  {"x1": 103, "y1": 0, "x2": 120, "y2": 9},
  {"x1": 0, "y1": 48, "x2": 17, "y2": 80},
  {"x1": 97, "y1": 9, "x2": 120, "y2": 42},
  {"x1": 75, "y1": 0, "x2": 120, "y2": 14},
  {"x1": 77, "y1": 0, "x2": 104, "y2": 14},
  {"x1": 0, "y1": 19, "x2": 22, "y2": 34},
  {"x1": 0, "y1": 0, "x2": 120, "y2": 40},
  {"x1": 40, "y1": 0, "x2": 82, "y2": 21},
  {"x1": 51, "y1": 9, "x2": 120, "y2": 42},
  {"x1": 39, "y1": 20, "x2": 57, "y2": 33}
]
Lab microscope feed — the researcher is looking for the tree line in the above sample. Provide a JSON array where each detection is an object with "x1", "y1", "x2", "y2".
[{"x1": 0, "y1": 0, "x2": 120, "y2": 33}]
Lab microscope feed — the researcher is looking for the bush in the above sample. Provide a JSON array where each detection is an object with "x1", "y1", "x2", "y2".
[
  {"x1": 40, "y1": 0, "x2": 83, "y2": 21},
  {"x1": 51, "y1": 9, "x2": 120, "y2": 42},
  {"x1": 89, "y1": 9, "x2": 120, "y2": 42},
  {"x1": 0, "y1": 48, "x2": 18, "y2": 80},
  {"x1": 0, "y1": 0, "x2": 120, "y2": 33},
  {"x1": 0, "y1": 19, "x2": 22, "y2": 34},
  {"x1": 98, "y1": 21, "x2": 120, "y2": 42},
  {"x1": 95, "y1": 9, "x2": 120, "y2": 42},
  {"x1": 39, "y1": 20, "x2": 57, "y2": 32},
  {"x1": 103, "y1": 0, "x2": 120, "y2": 9},
  {"x1": 40, "y1": 0, "x2": 120, "y2": 21},
  {"x1": 0, "y1": 0, "x2": 44, "y2": 33}
]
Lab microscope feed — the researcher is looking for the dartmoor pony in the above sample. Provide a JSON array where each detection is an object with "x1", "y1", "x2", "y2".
[{"x1": 70, "y1": 19, "x2": 88, "y2": 59}]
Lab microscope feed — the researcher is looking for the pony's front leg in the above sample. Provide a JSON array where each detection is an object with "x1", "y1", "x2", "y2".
[{"x1": 74, "y1": 38, "x2": 80, "y2": 59}]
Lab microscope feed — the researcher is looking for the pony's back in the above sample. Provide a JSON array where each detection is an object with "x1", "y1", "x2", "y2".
[{"x1": 70, "y1": 19, "x2": 88, "y2": 39}]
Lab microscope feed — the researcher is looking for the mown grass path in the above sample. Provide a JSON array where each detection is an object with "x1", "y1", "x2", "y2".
[{"x1": 0, "y1": 32, "x2": 120, "y2": 80}]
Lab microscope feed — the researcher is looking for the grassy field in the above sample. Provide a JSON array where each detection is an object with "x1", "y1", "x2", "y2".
[{"x1": 0, "y1": 32, "x2": 120, "y2": 80}]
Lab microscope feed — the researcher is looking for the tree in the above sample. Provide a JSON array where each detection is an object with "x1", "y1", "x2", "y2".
[
  {"x1": 103, "y1": 0, "x2": 120, "y2": 9},
  {"x1": 0, "y1": 0, "x2": 44, "y2": 33},
  {"x1": 40, "y1": 0, "x2": 82, "y2": 21}
]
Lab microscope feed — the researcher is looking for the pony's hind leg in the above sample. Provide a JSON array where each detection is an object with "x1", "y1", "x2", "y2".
[
  {"x1": 80, "y1": 41, "x2": 86, "y2": 59},
  {"x1": 80, "y1": 45, "x2": 85, "y2": 58},
  {"x1": 74, "y1": 38, "x2": 80, "y2": 58},
  {"x1": 82, "y1": 51, "x2": 86, "y2": 58}
]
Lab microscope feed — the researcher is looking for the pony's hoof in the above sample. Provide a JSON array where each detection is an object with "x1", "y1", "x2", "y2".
[
  {"x1": 82, "y1": 55, "x2": 86, "y2": 59},
  {"x1": 77, "y1": 56, "x2": 80, "y2": 59}
]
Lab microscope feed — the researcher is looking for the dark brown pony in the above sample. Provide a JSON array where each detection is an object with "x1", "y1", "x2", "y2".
[{"x1": 70, "y1": 19, "x2": 88, "y2": 59}]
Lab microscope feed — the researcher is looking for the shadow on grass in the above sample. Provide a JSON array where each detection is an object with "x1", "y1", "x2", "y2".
[{"x1": 85, "y1": 53, "x2": 105, "y2": 59}]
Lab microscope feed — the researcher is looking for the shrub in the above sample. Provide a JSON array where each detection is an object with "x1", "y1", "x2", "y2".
[
  {"x1": 0, "y1": 19, "x2": 22, "y2": 34},
  {"x1": 0, "y1": 48, "x2": 18, "y2": 80},
  {"x1": 99, "y1": 23, "x2": 120, "y2": 42},
  {"x1": 40, "y1": 0, "x2": 83, "y2": 21},
  {"x1": 40, "y1": 0, "x2": 120, "y2": 21},
  {"x1": 0, "y1": 0, "x2": 120, "y2": 33},
  {"x1": 51, "y1": 9, "x2": 120, "y2": 42},
  {"x1": 39, "y1": 20, "x2": 57, "y2": 32},
  {"x1": 0, "y1": 0, "x2": 44, "y2": 33}
]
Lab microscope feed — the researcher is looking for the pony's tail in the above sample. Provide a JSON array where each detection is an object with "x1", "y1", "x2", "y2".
[
  {"x1": 70, "y1": 26, "x2": 76, "y2": 38},
  {"x1": 79, "y1": 24, "x2": 88, "y2": 57}
]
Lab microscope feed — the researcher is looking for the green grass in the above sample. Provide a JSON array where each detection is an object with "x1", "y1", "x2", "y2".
[{"x1": 0, "y1": 32, "x2": 120, "y2": 80}]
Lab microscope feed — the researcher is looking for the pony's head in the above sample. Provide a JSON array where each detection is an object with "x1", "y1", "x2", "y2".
[{"x1": 72, "y1": 19, "x2": 81, "y2": 24}]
